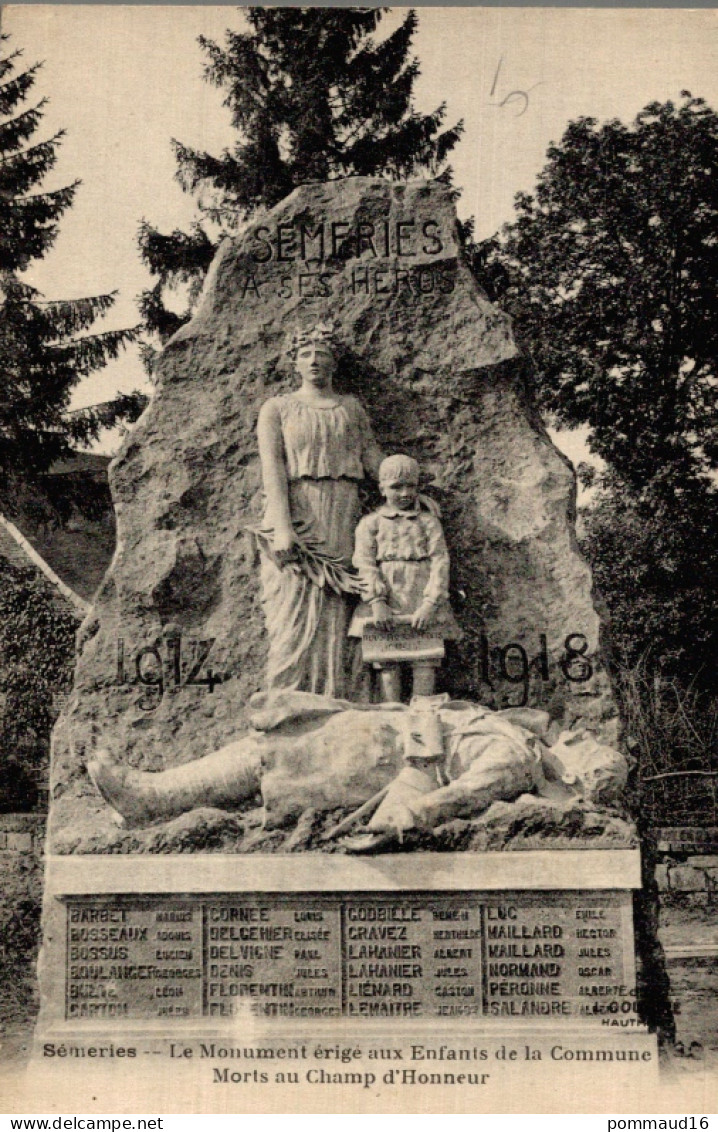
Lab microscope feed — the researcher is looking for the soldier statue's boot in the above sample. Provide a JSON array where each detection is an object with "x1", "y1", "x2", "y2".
[{"x1": 87, "y1": 742, "x2": 262, "y2": 826}]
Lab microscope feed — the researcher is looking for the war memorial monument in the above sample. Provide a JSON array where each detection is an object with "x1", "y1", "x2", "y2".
[{"x1": 32, "y1": 179, "x2": 664, "y2": 1102}]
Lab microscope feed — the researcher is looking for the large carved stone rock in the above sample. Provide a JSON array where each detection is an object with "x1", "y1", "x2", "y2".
[{"x1": 49, "y1": 177, "x2": 617, "y2": 850}]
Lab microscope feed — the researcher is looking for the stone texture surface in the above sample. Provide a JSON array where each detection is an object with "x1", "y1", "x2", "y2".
[
  {"x1": 653, "y1": 854, "x2": 718, "y2": 902},
  {"x1": 48, "y1": 177, "x2": 617, "y2": 851},
  {"x1": 655, "y1": 863, "x2": 669, "y2": 890},
  {"x1": 669, "y1": 865, "x2": 707, "y2": 892},
  {"x1": 657, "y1": 827, "x2": 718, "y2": 853},
  {"x1": 431, "y1": 797, "x2": 637, "y2": 851},
  {"x1": 50, "y1": 797, "x2": 638, "y2": 856}
]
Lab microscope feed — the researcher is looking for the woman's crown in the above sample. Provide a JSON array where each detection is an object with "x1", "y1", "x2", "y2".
[{"x1": 290, "y1": 320, "x2": 339, "y2": 354}]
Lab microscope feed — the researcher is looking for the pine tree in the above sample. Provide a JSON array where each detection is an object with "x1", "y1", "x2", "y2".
[
  {"x1": 138, "y1": 8, "x2": 463, "y2": 348},
  {"x1": 0, "y1": 36, "x2": 142, "y2": 517}
]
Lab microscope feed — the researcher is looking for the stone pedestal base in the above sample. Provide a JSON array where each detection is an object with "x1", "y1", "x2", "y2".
[{"x1": 32, "y1": 850, "x2": 658, "y2": 1107}]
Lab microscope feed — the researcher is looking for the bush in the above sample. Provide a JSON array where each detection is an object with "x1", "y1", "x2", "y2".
[
  {"x1": 0, "y1": 558, "x2": 78, "y2": 810},
  {"x1": 0, "y1": 897, "x2": 41, "y2": 1035},
  {"x1": 618, "y1": 660, "x2": 718, "y2": 827},
  {"x1": 0, "y1": 898, "x2": 41, "y2": 967}
]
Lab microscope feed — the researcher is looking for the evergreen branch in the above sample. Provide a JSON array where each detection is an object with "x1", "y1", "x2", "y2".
[
  {"x1": 246, "y1": 524, "x2": 363, "y2": 596},
  {"x1": 5, "y1": 293, "x2": 118, "y2": 339},
  {"x1": 0, "y1": 272, "x2": 40, "y2": 302},
  {"x1": 0, "y1": 47, "x2": 24, "y2": 83},
  {"x1": 42, "y1": 326, "x2": 140, "y2": 378},
  {"x1": 139, "y1": 340, "x2": 161, "y2": 379},
  {"x1": 0, "y1": 132, "x2": 63, "y2": 196},
  {"x1": 8, "y1": 179, "x2": 80, "y2": 212},
  {"x1": 0, "y1": 63, "x2": 41, "y2": 116},
  {"x1": 64, "y1": 391, "x2": 148, "y2": 434},
  {"x1": 138, "y1": 284, "x2": 188, "y2": 342},
  {"x1": 137, "y1": 219, "x2": 215, "y2": 284},
  {"x1": 0, "y1": 99, "x2": 48, "y2": 154},
  {"x1": 172, "y1": 139, "x2": 243, "y2": 195}
]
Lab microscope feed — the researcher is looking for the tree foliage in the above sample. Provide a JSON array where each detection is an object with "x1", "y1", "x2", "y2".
[
  {"x1": 482, "y1": 95, "x2": 718, "y2": 689},
  {"x1": 138, "y1": 8, "x2": 463, "y2": 346},
  {"x1": 487, "y1": 94, "x2": 718, "y2": 493},
  {"x1": 0, "y1": 558, "x2": 77, "y2": 810},
  {"x1": 581, "y1": 474, "x2": 718, "y2": 688},
  {"x1": 0, "y1": 36, "x2": 142, "y2": 515}
]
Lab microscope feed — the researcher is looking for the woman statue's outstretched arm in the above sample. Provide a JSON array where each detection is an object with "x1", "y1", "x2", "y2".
[{"x1": 257, "y1": 399, "x2": 297, "y2": 558}]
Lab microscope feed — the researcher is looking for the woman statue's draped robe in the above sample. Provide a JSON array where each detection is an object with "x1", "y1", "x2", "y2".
[{"x1": 257, "y1": 391, "x2": 381, "y2": 698}]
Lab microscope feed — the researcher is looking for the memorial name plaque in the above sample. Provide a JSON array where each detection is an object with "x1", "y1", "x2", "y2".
[
  {"x1": 55, "y1": 889, "x2": 637, "y2": 1028},
  {"x1": 204, "y1": 900, "x2": 342, "y2": 1020},
  {"x1": 34, "y1": 850, "x2": 659, "y2": 1109},
  {"x1": 66, "y1": 903, "x2": 202, "y2": 1021},
  {"x1": 483, "y1": 895, "x2": 635, "y2": 1022}
]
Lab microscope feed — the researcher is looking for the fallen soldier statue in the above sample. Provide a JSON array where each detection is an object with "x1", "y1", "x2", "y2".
[{"x1": 87, "y1": 691, "x2": 629, "y2": 850}]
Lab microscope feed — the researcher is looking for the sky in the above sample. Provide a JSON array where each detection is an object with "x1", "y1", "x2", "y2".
[{"x1": 3, "y1": 4, "x2": 718, "y2": 466}]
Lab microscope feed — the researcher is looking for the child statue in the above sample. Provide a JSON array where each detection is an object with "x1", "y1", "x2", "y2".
[{"x1": 349, "y1": 454, "x2": 461, "y2": 702}]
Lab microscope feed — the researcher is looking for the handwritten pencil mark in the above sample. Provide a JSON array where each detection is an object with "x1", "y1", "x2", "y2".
[{"x1": 489, "y1": 57, "x2": 545, "y2": 117}]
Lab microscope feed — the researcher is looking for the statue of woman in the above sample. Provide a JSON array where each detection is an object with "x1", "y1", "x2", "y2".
[{"x1": 255, "y1": 323, "x2": 383, "y2": 698}]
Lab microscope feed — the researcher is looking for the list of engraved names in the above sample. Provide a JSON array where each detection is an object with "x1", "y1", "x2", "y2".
[{"x1": 64, "y1": 893, "x2": 635, "y2": 1024}]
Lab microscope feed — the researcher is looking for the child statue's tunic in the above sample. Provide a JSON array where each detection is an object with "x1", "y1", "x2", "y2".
[{"x1": 348, "y1": 502, "x2": 461, "y2": 639}]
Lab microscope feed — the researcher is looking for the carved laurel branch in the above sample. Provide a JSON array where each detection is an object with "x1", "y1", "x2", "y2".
[{"x1": 245, "y1": 523, "x2": 363, "y2": 596}]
